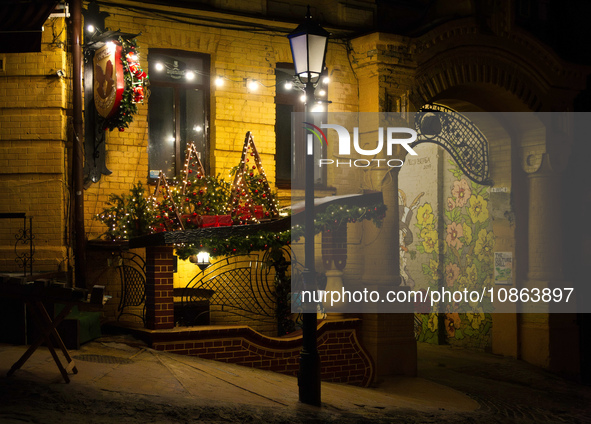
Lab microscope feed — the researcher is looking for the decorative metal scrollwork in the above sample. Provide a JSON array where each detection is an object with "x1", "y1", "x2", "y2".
[
  {"x1": 414, "y1": 104, "x2": 493, "y2": 185},
  {"x1": 14, "y1": 216, "x2": 34, "y2": 277}
]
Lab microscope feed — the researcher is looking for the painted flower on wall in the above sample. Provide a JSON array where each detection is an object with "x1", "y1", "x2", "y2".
[
  {"x1": 467, "y1": 309, "x2": 485, "y2": 330},
  {"x1": 417, "y1": 203, "x2": 435, "y2": 226},
  {"x1": 412, "y1": 158, "x2": 494, "y2": 349},
  {"x1": 451, "y1": 179, "x2": 471, "y2": 207},
  {"x1": 445, "y1": 263, "x2": 461, "y2": 286},
  {"x1": 466, "y1": 263, "x2": 478, "y2": 286},
  {"x1": 421, "y1": 229, "x2": 439, "y2": 253},
  {"x1": 475, "y1": 229, "x2": 495, "y2": 262},
  {"x1": 462, "y1": 222, "x2": 472, "y2": 245},
  {"x1": 456, "y1": 275, "x2": 469, "y2": 291},
  {"x1": 446, "y1": 221, "x2": 464, "y2": 250},
  {"x1": 468, "y1": 194, "x2": 489, "y2": 223},
  {"x1": 447, "y1": 197, "x2": 456, "y2": 211},
  {"x1": 445, "y1": 313, "x2": 461, "y2": 338},
  {"x1": 429, "y1": 259, "x2": 440, "y2": 280},
  {"x1": 428, "y1": 313, "x2": 438, "y2": 333}
]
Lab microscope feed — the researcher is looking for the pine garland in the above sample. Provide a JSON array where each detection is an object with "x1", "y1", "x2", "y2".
[
  {"x1": 95, "y1": 181, "x2": 387, "y2": 256},
  {"x1": 174, "y1": 202, "x2": 387, "y2": 260}
]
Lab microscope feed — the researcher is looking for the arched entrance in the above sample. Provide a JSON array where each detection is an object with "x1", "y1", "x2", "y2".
[{"x1": 404, "y1": 58, "x2": 581, "y2": 375}]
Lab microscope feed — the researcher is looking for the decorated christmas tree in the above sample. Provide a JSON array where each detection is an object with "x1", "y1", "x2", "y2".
[
  {"x1": 95, "y1": 182, "x2": 153, "y2": 240},
  {"x1": 227, "y1": 131, "x2": 279, "y2": 224}
]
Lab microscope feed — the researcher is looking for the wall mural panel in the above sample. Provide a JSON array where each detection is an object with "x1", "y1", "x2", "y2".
[{"x1": 399, "y1": 146, "x2": 494, "y2": 349}]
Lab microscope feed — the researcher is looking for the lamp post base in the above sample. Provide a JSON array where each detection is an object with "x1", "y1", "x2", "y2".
[{"x1": 298, "y1": 312, "x2": 321, "y2": 406}]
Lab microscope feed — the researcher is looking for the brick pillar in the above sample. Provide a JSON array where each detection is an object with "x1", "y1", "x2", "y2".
[{"x1": 145, "y1": 246, "x2": 175, "y2": 329}]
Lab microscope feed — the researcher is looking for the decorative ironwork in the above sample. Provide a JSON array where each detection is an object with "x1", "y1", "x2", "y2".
[
  {"x1": 177, "y1": 247, "x2": 297, "y2": 334},
  {"x1": 414, "y1": 104, "x2": 493, "y2": 185},
  {"x1": 14, "y1": 216, "x2": 34, "y2": 277},
  {"x1": 179, "y1": 254, "x2": 275, "y2": 324},
  {"x1": 117, "y1": 251, "x2": 146, "y2": 323},
  {"x1": 0, "y1": 213, "x2": 34, "y2": 277}
]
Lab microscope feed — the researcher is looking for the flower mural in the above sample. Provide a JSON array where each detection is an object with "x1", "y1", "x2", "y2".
[
  {"x1": 446, "y1": 222, "x2": 464, "y2": 250},
  {"x1": 413, "y1": 160, "x2": 494, "y2": 348},
  {"x1": 417, "y1": 203, "x2": 435, "y2": 226},
  {"x1": 445, "y1": 313, "x2": 461, "y2": 338},
  {"x1": 475, "y1": 229, "x2": 495, "y2": 262},
  {"x1": 452, "y1": 179, "x2": 471, "y2": 207},
  {"x1": 445, "y1": 263, "x2": 461, "y2": 286},
  {"x1": 468, "y1": 194, "x2": 489, "y2": 223}
]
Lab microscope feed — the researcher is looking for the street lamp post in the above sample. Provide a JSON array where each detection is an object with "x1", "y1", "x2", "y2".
[{"x1": 287, "y1": 8, "x2": 329, "y2": 407}]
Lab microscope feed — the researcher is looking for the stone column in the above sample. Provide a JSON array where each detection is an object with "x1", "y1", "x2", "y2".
[
  {"x1": 521, "y1": 153, "x2": 579, "y2": 375},
  {"x1": 321, "y1": 224, "x2": 347, "y2": 316},
  {"x1": 359, "y1": 167, "x2": 417, "y2": 378},
  {"x1": 525, "y1": 154, "x2": 564, "y2": 283}
]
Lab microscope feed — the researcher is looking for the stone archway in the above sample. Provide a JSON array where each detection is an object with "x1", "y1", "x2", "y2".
[
  {"x1": 405, "y1": 39, "x2": 582, "y2": 373},
  {"x1": 346, "y1": 22, "x2": 587, "y2": 379}
]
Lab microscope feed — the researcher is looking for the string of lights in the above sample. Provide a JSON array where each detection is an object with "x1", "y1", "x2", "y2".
[{"x1": 150, "y1": 57, "x2": 331, "y2": 99}]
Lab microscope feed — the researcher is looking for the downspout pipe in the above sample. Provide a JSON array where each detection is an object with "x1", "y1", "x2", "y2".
[{"x1": 71, "y1": 0, "x2": 86, "y2": 288}]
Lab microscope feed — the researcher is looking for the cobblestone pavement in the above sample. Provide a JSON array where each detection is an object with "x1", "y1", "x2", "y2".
[{"x1": 0, "y1": 337, "x2": 589, "y2": 423}]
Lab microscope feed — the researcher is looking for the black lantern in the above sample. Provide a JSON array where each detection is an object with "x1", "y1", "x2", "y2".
[{"x1": 287, "y1": 8, "x2": 329, "y2": 85}]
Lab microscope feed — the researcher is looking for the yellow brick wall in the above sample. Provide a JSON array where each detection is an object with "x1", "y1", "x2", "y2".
[
  {"x1": 0, "y1": 18, "x2": 69, "y2": 273},
  {"x1": 0, "y1": 3, "x2": 362, "y2": 276},
  {"x1": 86, "y1": 3, "x2": 361, "y2": 238}
]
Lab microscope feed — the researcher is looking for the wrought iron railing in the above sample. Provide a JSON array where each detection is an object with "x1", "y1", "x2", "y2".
[
  {"x1": 116, "y1": 250, "x2": 146, "y2": 323},
  {"x1": 0, "y1": 213, "x2": 34, "y2": 277},
  {"x1": 177, "y1": 247, "x2": 297, "y2": 335}
]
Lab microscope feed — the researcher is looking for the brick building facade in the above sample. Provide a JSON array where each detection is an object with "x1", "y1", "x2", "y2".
[{"x1": 1, "y1": 0, "x2": 590, "y2": 382}]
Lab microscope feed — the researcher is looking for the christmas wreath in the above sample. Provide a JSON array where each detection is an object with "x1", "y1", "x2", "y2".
[{"x1": 101, "y1": 36, "x2": 147, "y2": 132}]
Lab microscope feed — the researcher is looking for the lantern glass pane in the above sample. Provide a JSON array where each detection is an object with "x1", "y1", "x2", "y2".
[
  {"x1": 289, "y1": 34, "x2": 308, "y2": 75},
  {"x1": 307, "y1": 34, "x2": 327, "y2": 75}
]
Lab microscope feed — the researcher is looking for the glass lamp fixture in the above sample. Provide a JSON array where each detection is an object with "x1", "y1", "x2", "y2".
[
  {"x1": 287, "y1": 7, "x2": 330, "y2": 85},
  {"x1": 196, "y1": 251, "x2": 210, "y2": 271}
]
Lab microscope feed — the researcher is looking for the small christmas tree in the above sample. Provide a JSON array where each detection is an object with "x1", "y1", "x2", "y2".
[
  {"x1": 151, "y1": 171, "x2": 185, "y2": 231},
  {"x1": 95, "y1": 182, "x2": 153, "y2": 240},
  {"x1": 227, "y1": 131, "x2": 279, "y2": 224}
]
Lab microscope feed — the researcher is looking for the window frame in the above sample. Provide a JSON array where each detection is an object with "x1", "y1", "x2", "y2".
[{"x1": 147, "y1": 49, "x2": 211, "y2": 183}]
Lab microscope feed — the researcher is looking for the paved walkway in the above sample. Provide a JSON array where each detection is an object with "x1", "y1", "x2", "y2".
[{"x1": 0, "y1": 335, "x2": 589, "y2": 423}]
